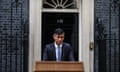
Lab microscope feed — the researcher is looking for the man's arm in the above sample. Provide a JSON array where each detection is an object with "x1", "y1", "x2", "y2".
[
  {"x1": 43, "y1": 46, "x2": 48, "y2": 61},
  {"x1": 69, "y1": 48, "x2": 75, "y2": 61},
  {"x1": 67, "y1": 44, "x2": 75, "y2": 61}
]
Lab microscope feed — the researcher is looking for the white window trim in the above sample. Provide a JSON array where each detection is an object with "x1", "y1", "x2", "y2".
[{"x1": 42, "y1": 9, "x2": 78, "y2": 13}]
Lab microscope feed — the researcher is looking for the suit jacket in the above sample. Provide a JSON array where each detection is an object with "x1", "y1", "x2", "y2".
[{"x1": 43, "y1": 42, "x2": 74, "y2": 61}]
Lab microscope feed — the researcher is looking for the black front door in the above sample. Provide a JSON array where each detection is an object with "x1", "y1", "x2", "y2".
[{"x1": 42, "y1": 12, "x2": 79, "y2": 61}]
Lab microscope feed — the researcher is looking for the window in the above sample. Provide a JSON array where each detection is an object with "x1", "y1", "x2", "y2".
[{"x1": 43, "y1": 0, "x2": 78, "y2": 9}]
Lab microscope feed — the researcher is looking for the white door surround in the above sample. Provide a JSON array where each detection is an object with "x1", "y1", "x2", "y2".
[{"x1": 29, "y1": 0, "x2": 94, "y2": 72}]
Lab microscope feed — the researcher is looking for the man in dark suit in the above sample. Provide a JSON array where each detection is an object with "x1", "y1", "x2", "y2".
[{"x1": 43, "y1": 28, "x2": 74, "y2": 61}]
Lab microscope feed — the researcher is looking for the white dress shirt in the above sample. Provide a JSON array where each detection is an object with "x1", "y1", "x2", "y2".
[{"x1": 54, "y1": 43, "x2": 62, "y2": 61}]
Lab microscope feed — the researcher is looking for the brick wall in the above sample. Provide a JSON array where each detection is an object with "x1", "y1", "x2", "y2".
[
  {"x1": 0, "y1": 0, "x2": 29, "y2": 72},
  {"x1": 95, "y1": 0, "x2": 120, "y2": 72}
]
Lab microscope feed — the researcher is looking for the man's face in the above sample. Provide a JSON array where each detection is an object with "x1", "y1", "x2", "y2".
[{"x1": 53, "y1": 33, "x2": 65, "y2": 45}]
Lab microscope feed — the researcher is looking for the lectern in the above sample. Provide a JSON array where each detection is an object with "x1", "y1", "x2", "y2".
[{"x1": 34, "y1": 61, "x2": 84, "y2": 72}]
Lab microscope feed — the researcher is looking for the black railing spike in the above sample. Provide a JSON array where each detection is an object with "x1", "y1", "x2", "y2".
[
  {"x1": 14, "y1": 0, "x2": 21, "y2": 13},
  {"x1": 15, "y1": 0, "x2": 18, "y2": 3},
  {"x1": 16, "y1": 3, "x2": 18, "y2": 13}
]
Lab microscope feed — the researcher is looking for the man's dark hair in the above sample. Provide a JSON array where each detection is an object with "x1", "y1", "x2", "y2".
[{"x1": 54, "y1": 28, "x2": 65, "y2": 35}]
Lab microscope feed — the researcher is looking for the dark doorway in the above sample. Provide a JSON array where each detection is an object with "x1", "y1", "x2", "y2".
[{"x1": 42, "y1": 12, "x2": 79, "y2": 61}]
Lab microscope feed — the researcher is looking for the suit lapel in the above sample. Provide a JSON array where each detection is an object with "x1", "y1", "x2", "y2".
[
  {"x1": 52, "y1": 43, "x2": 65, "y2": 61},
  {"x1": 52, "y1": 43, "x2": 56, "y2": 60},
  {"x1": 61, "y1": 43, "x2": 65, "y2": 60}
]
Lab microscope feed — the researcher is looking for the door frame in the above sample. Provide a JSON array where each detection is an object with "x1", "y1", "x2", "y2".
[
  {"x1": 41, "y1": 12, "x2": 79, "y2": 61},
  {"x1": 29, "y1": 0, "x2": 94, "y2": 72}
]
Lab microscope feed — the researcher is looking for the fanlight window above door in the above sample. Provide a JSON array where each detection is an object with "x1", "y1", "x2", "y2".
[{"x1": 43, "y1": 0, "x2": 79, "y2": 9}]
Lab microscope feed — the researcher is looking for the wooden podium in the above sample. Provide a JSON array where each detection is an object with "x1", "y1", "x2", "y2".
[{"x1": 34, "y1": 61, "x2": 84, "y2": 72}]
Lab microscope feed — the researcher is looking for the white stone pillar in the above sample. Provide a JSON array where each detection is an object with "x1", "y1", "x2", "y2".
[
  {"x1": 81, "y1": 0, "x2": 94, "y2": 72},
  {"x1": 29, "y1": 0, "x2": 42, "y2": 72}
]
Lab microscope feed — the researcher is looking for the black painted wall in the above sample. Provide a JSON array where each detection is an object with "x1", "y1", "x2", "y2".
[{"x1": 0, "y1": 0, "x2": 29, "y2": 72}]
